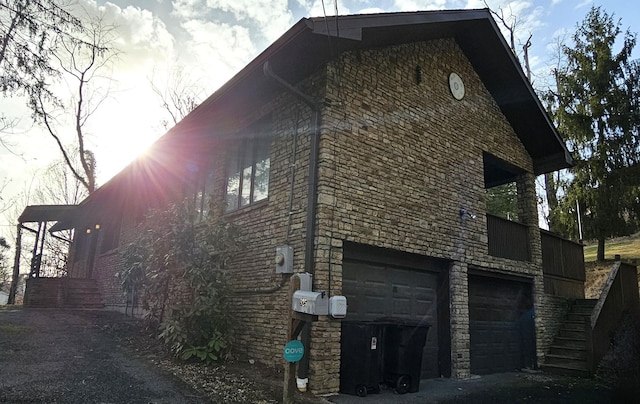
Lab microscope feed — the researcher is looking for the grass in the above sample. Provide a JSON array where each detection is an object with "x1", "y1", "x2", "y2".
[
  {"x1": 583, "y1": 232, "x2": 640, "y2": 299},
  {"x1": 583, "y1": 232, "x2": 640, "y2": 263}
]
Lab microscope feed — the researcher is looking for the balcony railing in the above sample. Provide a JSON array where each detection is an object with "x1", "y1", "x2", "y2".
[
  {"x1": 487, "y1": 214, "x2": 586, "y2": 298},
  {"x1": 540, "y1": 230, "x2": 585, "y2": 281},
  {"x1": 486, "y1": 214, "x2": 530, "y2": 261}
]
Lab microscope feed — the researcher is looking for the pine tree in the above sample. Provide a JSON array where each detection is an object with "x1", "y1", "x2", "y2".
[{"x1": 547, "y1": 6, "x2": 640, "y2": 260}]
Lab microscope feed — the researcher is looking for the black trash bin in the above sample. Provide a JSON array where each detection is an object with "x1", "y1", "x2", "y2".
[
  {"x1": 379, "y1": 318, "x2": 430, "y2": 394},
  {"x1": 339, "y1": 321, "x2": 385, "y2": 397}
]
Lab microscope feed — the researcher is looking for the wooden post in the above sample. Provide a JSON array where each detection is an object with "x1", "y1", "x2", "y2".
[
  {"x1": 8, "y1": 224, "x2": 22, "y2": 304},
  {"x1": 283, "y1": 276, "x2": 317, "y2": 404},
  {"x1": 283, "y1": 275, "x2": 300, "y2": 404}
]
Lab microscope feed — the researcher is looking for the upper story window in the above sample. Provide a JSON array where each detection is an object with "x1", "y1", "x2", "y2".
[
  {"x1": 184, "y1": 161, "x2": 216, "y2": 220},
  {"x1": 225, "y1": 129, "x2": 271, "y2": 212}
]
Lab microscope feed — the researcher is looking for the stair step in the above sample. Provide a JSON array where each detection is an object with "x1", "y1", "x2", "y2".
[
  {"x1": 558, "y1": 329, "x2": 586, "y2": 339},
  {"x1": 574, "y1": 299, "x2": 598, "y2": 306},
  {"x1": 553, "y1": 337, "x2": 587, "y2": 349},
  {"x1": 63, "y1": 279, "x2": 103, "y2": 309},
  {"x1": 567, "y1": 313, "x2": 591, "y2": 322},
  {"x1": 543, "y1": 298, "x2": 598, "y2": 378},
  {"x1": 541, "y1": 363, "x2": 590, "y2": 377},
  {"x1": 546, "y1": 349, "x2": 587, "y2": 360},
  {"x1": 563, "y1": 321, "x2": 586, "y2": 331},
  {"x1": 62, "y1": 303, "x2": 104, "y2": 309},
  {"x1": 543, "y1": 355, "x2": 588, "y2": 368}
]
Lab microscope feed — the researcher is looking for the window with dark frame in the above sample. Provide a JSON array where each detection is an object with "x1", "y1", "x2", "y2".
[
  {"x1": 225, "y1": 134, "x2": 271, "y2": 212},
  {"x1": 184, "y1": 161, "x2": 216, "y2": 220},
  {"x1": 100, "y1": 215, "x2": 122, "y2": 253}
]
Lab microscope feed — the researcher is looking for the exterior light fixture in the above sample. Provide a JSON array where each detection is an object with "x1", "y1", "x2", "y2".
[
  {"x1": 95, "y1": 224, "x2": 101, "y2": 230},
  {"x1": 459, "y1": 208, "x2": 476, "y2": 219},
  {"x1": 86, "y1": 228, "x2": 91, "y2": 234}
]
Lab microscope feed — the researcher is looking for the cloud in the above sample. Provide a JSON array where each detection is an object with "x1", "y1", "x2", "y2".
[
  {"x1": 94, "y1": 2, "x2": 176, "y2": 70},
  {"x1": 394, "y1": 0, "x2": 449, "y2": 11},
  {"x1": 205, "y1": 0, "x2": 294, "y2": 41},
  {"x1": 179, "y1": 19, "x2": 256, "y2": 87},
  {"x1": 171, "y1": 0, "x2": 204, "y2": 20}
]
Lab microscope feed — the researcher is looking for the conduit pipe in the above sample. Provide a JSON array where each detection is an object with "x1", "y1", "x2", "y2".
[{"x1": 263, "y1": 61, "x2": 321, "y2": 391}]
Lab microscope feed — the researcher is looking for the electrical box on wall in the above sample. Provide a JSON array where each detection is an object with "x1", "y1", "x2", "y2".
[
  {"x1": 275, "y1": 245, "x2": 293, "y2": 274},
  {"x1": 329, "y1": 296, "x2": 348, "y2": 319},
  {"x1": 292, "y1": 290, "x2": 329, "y2": 316}
]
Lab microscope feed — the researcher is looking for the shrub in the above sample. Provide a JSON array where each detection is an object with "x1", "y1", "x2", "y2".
[{"x1": 119, "y1": 199, "x2": 241, "y2": 362}]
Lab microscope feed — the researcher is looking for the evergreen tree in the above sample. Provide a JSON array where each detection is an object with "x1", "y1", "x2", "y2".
[{"x1": 547, "y1": 6, "x2": 640, "y2": 260}]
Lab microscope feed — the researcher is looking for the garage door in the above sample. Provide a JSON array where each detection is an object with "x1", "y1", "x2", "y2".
[
  {"x1": 342, "y1": 260, "x2": 441, "y2": 379},
  {"x1": 468, "y1": 273, "x2": 534, "y2": 374}
]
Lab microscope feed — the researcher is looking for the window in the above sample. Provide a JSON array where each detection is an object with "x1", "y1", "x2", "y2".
[
  {"x1": 185, "y1": 162, "x2": 216, "y2": 220},
  {"x1": 100, "y1": 216, "x2": 122, "y2": 253},
  {"x1": 225, "y1": 135, "x2": 271, "y2": 212}
]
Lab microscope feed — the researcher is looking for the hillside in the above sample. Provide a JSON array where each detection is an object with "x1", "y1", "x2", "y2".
[{"x1": 583, "y1": 233, "x2": 640, "y2": 299}]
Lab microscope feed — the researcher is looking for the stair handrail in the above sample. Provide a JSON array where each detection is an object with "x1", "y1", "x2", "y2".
[
  {"x1": 590, "y1": 260, "x2": 621, "y2": 328},
  {"x1": 586, "y1": 258, "x2": 639, "y2": 374}
]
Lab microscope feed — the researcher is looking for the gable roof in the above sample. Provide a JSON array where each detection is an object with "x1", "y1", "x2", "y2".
[
  {"x1": 54, "y1": 9, "x2": 572, "y2": 230},
  {"x1": 171, "y1": 8, "x2": 572, "y2": 175}
]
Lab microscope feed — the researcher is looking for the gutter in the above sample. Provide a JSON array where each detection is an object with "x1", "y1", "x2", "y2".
[{"x1": 263, "y1": 60, "x2": 321, "y2": 391}]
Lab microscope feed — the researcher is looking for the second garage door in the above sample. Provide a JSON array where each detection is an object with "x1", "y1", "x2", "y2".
[{"x1": 468, "y1": 272, "x2": 535, "y2": 374}]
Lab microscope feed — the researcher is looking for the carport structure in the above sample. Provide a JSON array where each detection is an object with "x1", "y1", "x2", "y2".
[{"x1": 7, "y1": 205, "x2": 75, "y2": 304}]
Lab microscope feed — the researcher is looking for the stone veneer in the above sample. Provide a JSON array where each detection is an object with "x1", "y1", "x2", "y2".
[{"x1": 69, "y1": 37, "x2": 561, "y2": 395}]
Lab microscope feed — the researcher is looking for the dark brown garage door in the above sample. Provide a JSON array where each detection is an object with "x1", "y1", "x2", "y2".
[
  {"x1": 468, "y1": 273, "x2": 534, "y2": 374},
  {"x1": 342, "y1": 259, "x2": 442, "y2": 378}
]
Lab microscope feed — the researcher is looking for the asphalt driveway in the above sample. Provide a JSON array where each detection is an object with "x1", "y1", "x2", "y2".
[
  {"x1": 2, "y1": 307, "x2": 638, "y2": 404},
  {"x1": 0, "y1": 308, "x2": 207, "y2": 403}
]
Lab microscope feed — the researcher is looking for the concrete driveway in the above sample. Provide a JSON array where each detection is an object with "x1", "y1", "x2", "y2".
[{"x1": 0, "y1": 308, "x2": 207, "y2": 403}]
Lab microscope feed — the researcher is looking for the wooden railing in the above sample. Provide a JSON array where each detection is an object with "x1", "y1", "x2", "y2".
[
  {"x1": 487, "y1": 216, "x2": 586, "y2": 287},
  {"x1": 540, "y1": 230, "x2": 585, "y2": 298},
  {"x1": 587, "y1": 261, "x2": 640, "y2": 373},
  {"x1": 486, "y1": 214, "x2": 530, "y2": 261},
  {"x1": 540, "y1": 230, "x2": 585, "y2": 280}
]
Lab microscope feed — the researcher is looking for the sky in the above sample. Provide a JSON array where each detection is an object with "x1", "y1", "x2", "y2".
[{"x1": 0, "y1": 0, "x2": 639, "y2": 244}]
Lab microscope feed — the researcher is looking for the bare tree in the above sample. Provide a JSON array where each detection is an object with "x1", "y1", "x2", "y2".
[
  {"x1": 0, "y1": 0, "x2": 86, "y2": 150},
  {"x1": 484, "y1": 1, "x2": 524, "y2": 60},
  {"x1": 0, "y1": 0, "x2": 83, "y2": 96},
  {"x1": 0, "y1": 236, "x2": 10, "y2": 292},
  {"x1": 33, "y1": 159, "x2": 87, "y2": 276},
  {"x1": 29, "y1": 12, "x2": 119, "y2": 194},
  {"x1": 150, "y1": 66, "x2": 204, "y2": 130}
]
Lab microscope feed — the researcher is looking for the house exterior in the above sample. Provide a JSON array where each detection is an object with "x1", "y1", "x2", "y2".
[{"x1": 51, "y1": 9, "x2": 586, "y2": 395}]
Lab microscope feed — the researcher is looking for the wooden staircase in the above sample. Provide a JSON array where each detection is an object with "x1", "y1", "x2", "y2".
[
  {"x1": 62, "y1": 278, "x2": 104, "y2": 308},
  {"x1": 542, "y1": 299, "x2": 597, "y2": 377}
]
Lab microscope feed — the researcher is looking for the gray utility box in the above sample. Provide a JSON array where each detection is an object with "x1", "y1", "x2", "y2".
[{"x1": 275, "y1": 245, "x2": 293, "y2": 274}]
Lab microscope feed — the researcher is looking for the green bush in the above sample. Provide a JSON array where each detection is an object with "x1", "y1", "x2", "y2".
[{"x1": 119, "y1": 199, "x2": 241, "y2": 362}]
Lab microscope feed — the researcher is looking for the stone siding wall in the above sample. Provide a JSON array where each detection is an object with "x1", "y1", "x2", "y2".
[
  {"x1": 537, "y1": 293, "x2": 571, "y2": 362},
  {"x1": 65, "y1": 37, "x2": 560, "y2": 396},
  {"x1": 309, "y1": 39, "x2": 545, "y2": 390}
]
